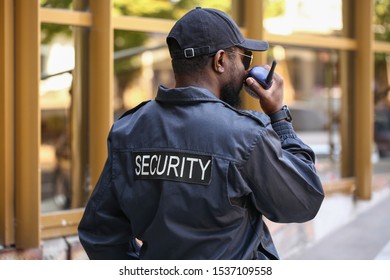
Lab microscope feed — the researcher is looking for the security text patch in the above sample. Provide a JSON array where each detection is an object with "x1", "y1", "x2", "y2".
[{"x1": 133, "y1": 151, "x2": 212, "y2": 185}]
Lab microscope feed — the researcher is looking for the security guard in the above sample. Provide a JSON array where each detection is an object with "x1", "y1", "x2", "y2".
[{"x1": 78, "y1": 7, "x2": 324, "y2": 260}]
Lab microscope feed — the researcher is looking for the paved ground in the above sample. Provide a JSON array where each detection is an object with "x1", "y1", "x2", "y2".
[{"x1": 286, "y1": 187, "x2": 390, "y2": 260}]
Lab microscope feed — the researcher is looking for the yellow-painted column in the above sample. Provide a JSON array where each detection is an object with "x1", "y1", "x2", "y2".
[
  {"x1": 340, "y1": 0, "x2": 354, "y2": 178},
  {"x1": 354, "y1": 1, "x2": 373, "y2": 199},
  {"x1": 89, "y1": 0, "x2": 113, "y2": 189},
  {"x1": 0, "y1": 0, "x2": 15, "y2": 246},
  {"x1": 243, "y1": 0, "x2": 266, "y2": 111},
  {"x1": 71, "y1": 0, "x2": 89, "y2": 209},
  {"x1": 15, "y1": 0, "x2": 41, "y2": 247}
]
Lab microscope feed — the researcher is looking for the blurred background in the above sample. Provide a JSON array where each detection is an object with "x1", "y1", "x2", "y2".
[{"x1": 1, "y1": 0, "x2": 390, "y2": 259}]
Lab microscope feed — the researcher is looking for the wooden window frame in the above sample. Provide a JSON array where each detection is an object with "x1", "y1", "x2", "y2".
[{"x1": 0, "y1": 0, "x2": 15, "y2": 246}]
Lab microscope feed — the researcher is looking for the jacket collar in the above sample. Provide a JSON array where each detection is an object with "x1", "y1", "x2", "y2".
[
  {"x1": 155, "y1": 85, "x2": 270, "y2": 126},
  {"x1": 155, "y1": 85, "x2": 222, "y2": 104}
]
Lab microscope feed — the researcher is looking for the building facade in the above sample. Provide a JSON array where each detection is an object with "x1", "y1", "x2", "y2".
[{"x1": 1, "y1": 0, "x2": 390, "y2": 259}]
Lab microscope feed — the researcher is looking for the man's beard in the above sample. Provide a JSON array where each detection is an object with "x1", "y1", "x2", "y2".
[{"x1": 220, "y1": 82, "x2": 243, "y2": 108}]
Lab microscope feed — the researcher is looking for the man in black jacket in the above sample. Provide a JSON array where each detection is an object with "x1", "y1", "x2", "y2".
[{"x1": 78, "y1": 7, "x2": 324, "y2": 260}]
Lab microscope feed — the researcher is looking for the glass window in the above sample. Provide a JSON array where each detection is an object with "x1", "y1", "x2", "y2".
[
  {"x1": 114, "y1": 31, "x2": 174, "y2": 119},
  {"x1": 264, "y1": 0, "x2": 343, "y2": 37},
  {"x1": 373, "y1": 53, "x2": 390, "y2": 180},
  {"x1": 40, "y1": 0, "x2": 89, "y2": 11},
  {"x1": 266, "y1": 46, "x2": 341, "y2": 181},
  {"x1": 40, "y1": 24, "x2": 89, "y2": 212},
  {"x1": 374, "y1": 0, "x2": 390, "y2": 42}
]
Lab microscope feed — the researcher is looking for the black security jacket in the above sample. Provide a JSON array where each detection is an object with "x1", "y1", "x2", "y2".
[{"x1": 78, "y1": 85, "x2": 324, "y2": 260}]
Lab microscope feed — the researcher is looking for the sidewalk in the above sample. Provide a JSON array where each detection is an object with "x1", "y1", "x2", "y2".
[{"x1": 283, "y1": 186, "x2": 390, "y2": 260}]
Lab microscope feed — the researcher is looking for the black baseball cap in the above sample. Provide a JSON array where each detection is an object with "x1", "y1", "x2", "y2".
[{"x1": 167, "y1": 7, "x2": 269, "y2": 59}]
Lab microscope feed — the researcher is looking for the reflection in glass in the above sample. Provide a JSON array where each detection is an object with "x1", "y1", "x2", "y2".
[
  {"x1": 374, "y1": 53, "x2": 390, "y2": 180},
  {"x1": 114, "y1": 31, "x2": 174, "y2": 119},
  {"x1": 267, "y1": 46, "x2": 341, "y2": 181},
  {"x1": 40, "y1": 24, "x2": 89, "y2": 212}
]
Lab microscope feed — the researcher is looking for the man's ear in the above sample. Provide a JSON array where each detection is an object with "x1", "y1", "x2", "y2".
[{"x1": 213, "y1": 50, "x2": 226, "y2": 73}]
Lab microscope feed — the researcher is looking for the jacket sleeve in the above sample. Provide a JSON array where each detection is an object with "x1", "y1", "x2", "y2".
[
  {"x1": 241, "y1": 120, "x2": 324, "y2": 223},
  {"x1": 78, "y1": 136, "x2": 140, "y2": 260}
]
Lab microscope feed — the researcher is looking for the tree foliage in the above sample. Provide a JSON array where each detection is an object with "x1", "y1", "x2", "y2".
[
  {"x1": 264, "y1": 0, "x2": 285, "y2": 19},
  {"x1": 374, "y1": 0, "x2": 390, "y2": 74},
  {"x1": 375, "y1": 0, "x2": 390, "y2": 42}
]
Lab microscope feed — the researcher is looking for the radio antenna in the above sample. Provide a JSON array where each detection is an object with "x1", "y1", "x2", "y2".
[{"x1": 265, "y1": 60, "x2": 277, "y2": 85}]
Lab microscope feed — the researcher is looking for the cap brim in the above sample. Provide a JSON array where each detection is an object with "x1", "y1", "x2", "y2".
[{"x1": 237, "y1": 39, "x2": 269, "y2": 52}]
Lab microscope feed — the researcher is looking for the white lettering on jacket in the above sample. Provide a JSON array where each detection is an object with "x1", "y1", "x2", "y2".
[{"x1": 133, "y1": 151, "x2": 212, "y2": 185}]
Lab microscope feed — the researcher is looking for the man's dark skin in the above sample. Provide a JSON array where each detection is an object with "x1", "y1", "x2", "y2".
[{"x1": 174, "y1": 47, "x2": 284, "y2": 116}]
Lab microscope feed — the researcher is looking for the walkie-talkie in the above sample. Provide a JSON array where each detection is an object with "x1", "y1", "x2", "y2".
[{"x1": 244, "y1": 60, "x2": 277, "y2": 99}]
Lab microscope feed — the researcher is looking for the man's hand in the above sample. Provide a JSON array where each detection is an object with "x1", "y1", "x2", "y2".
[{"x1": 245, "y1": 64, "x2": 284, "y2": 115}]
